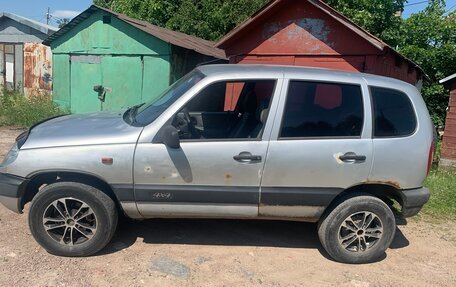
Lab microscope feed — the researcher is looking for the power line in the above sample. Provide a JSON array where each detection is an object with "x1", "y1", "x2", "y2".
[
  {"x1": 404, "y1": 1, "x2": 430, "y2": 7},
  {"x1": 444, "y1": 3, "x2": 456, "y2": 14}
]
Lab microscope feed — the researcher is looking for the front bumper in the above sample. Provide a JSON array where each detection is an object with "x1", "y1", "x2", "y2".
[
  {"x1": 0, "y1": 173, "x2": 28, "y2": 214},
  {"x1": 398, "y1": 187, "x2": 431, "y2": 218}
]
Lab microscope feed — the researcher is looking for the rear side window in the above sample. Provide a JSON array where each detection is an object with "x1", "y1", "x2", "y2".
[
  {"x1": 371, "y1": 87, "x2": 416, "y2": 137},
  {"x1": 280, "y1": 81, "x2": 364, "y2": 138}
]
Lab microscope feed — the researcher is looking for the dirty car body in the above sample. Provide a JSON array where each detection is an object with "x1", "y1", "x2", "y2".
[{"x1": 0, "y1": 64, "x2": 433, "y2": 263}]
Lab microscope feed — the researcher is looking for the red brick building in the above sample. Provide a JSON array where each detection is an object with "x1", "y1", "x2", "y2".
[
  {"x1": 216, "y1": 0, "x2": 426, "y2": 86},
  {"x1": 440, "y1": 74, "x2": 456, "y2": 169}
]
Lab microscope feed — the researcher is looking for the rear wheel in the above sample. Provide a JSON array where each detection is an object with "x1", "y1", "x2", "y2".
[
  {"x1": 29, "y1": 182, "x2": 118, "y2": 257},
  {"x1": 318, "y1": 195, "x2": 396, "y2": 264}
]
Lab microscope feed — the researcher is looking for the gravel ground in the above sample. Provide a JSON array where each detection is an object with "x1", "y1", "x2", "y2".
[{"x1": 0, "y1": 127, "x2": 455, "y2": 287}]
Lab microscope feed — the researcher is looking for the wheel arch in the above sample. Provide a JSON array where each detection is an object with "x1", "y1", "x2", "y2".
[
  {"x1": 21, "y1": 170, "x2": 123, "y2": 212},
  {"x1": 321, "y1": 183, "x2": 404, "y2": 221}
]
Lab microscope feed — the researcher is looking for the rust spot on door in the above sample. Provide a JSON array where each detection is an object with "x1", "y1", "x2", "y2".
[
  {"x1": 224, "y1": 174, "x2": 233, "y2": 185},
  {"x1": 365, "y1": 181, "x2": 401, "y2": 189}
]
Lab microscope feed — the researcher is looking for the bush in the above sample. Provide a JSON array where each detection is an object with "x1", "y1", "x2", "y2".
[{"x1": 0, "y1": 89, "x2": 66, "y2": 128}]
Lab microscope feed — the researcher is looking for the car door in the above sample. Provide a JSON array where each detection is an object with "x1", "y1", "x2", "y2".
[
  {"x1": 133, "y1": 77, "x2": 283, "y2": 218},
  {"x1": 260, "y1": 77, "x2": 373, "y2": 220}
]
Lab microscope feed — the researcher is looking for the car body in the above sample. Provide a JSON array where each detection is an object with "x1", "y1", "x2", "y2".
[{"x1": 0, "y1": 64, "x2": 433, "y2": 263}]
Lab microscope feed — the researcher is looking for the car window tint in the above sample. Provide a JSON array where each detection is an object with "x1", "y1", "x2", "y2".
[
  {"x1": 371, "y1": 87, "x2": 416, "y2": 137},
  {"x1": 280, "y1": 81, "x2": 364, "y2": 138}
]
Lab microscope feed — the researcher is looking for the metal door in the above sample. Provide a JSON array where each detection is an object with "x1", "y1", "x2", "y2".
[
  {"x1": 260, "y1": 78, "x2": 374, "y2": 220},
  {"x1": 133, "y1": 78, "x2": 284, "y2": 218},
  {"x1": 70, "y1": 55, "x2": 103, "y2": 113},
  {"x1": 101, "y1": 56, "x2": 143, "y2": 111},
  {"x1": 134, "y1": 141, "x2": 270, "y2": 218}
]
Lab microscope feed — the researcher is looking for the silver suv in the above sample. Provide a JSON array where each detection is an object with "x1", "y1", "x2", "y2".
[{"x1": 0, "y1": 65, "x2": 433, "y2": 264}]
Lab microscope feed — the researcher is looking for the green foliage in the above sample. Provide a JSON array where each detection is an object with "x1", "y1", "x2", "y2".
[
  {"x1": 56, "y1": 18, "x2": 71, "y2": 28},
  {"x1": 0, "y1": 89, "x2": 65, "y2": 128},
  {"x1": 325, "y1": 0, "x2": 406, "y2": 45},
  {"x1": 166, "y1": 0, "x2": 268, "y2": 41},
  {"x1": 94, "y1": 0, "x2": 268, "y2": 41},
  {"x1": 397, "y1": 1, "x2": 456, "y2": 126},
  {"x1": 424, "y1": 168, "x2": 456, "y2": 219},
  {"x1": 95, "y1": 0, "x2": 181, "y2": 28}
]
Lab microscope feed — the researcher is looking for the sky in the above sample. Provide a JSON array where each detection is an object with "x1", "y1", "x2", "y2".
[{"x1": 1, "y1": 0, "x2": 455, "y2": 27}]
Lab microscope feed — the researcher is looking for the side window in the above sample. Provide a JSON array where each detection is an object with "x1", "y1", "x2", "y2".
[
  {"x1": 280, "y1": 81, "x2": 364, "y2": 138},
  {"x1": 371, "y1": 87, "x2": 417, "y2": 137},
  {"x1": 173, "y1": 80, "x2": 276, "y2": 140}
]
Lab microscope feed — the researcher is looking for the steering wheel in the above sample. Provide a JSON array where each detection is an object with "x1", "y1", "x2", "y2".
[
  {"x1": 173, "y1": 108, "x2": 197, "y2": 139},
  {"x1": 181, "y1": 107, "x2": 192, "y2": 125}
]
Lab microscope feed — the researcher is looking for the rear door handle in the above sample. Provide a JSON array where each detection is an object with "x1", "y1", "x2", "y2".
[
  {"x1": 339, "y1": 152, "x2": 366, "y2": 162},
  {"x1": 233, "y1": 152, "x2": 262, "y2": 163}
]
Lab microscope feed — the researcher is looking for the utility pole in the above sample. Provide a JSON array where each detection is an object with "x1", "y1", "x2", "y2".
[{"x1": 46, "y1": 7, "x2": 51, "y2": 25}]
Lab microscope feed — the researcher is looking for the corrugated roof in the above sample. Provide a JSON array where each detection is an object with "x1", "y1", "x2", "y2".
[
  {"x1": 43, "y1": 5, "x2": 226, "y2": 59},
  {"x1": 0, "y1": 12, "x2": 58, "y2": 35},
  {"x1": 216, "y1": 0, "x2": 427, "y2": 79}
]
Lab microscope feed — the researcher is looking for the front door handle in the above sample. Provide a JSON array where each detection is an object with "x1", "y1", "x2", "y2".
[
  {"x1": 339, "y1": 152, "x2": 366, "y2": 163},
  {"x1": 233, "y1": 152, "x2": 262, "y2": 163}
]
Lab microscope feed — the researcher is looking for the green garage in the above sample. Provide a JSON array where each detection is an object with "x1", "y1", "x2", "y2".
[{"x1": 43, "y1": 5, "x2": 225, "y2": 113}]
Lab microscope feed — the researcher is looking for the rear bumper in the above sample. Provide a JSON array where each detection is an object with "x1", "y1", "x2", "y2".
[
  {"x1": 0, "y1": 173, "x2": 28, "y2": 214},
  {"x1": 398, "y1": 187, "x2": 431, "y2": 218}
]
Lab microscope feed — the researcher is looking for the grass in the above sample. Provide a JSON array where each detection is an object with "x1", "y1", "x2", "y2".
[
  {"x1": 0, "y1": 89, "x2": 65, "y2": 128},
  {"x1": 422, "y1": 168, "x2": 456, "y2": 220}
]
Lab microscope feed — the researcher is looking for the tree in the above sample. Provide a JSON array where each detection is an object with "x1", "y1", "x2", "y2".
[
  {"x1": 94, "y1": 0, "x2": 181, "y2": 28},
  {"x1": 396, "y1": 0, "x2": 456, "y2": 126},
  {"x1": 56, "y1": 18, "x2": 71, "y2": 28},
  {"x1": 324, "y1": 0, "x2": 407, "y2": 45},
  {"x1": 94, "y1": 0, "x2": 267, "y2": 41},
  {"x1": 166, "y1": 0, "x2": 268, "y2": 41},
  {"x1": 93, "y1": 0, "x2": 114, "y2": 9}
]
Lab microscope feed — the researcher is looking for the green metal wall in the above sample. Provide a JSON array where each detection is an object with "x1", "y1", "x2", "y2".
[
  {"x1": 52, "y1": 54, "x2": 71, "y2": 108},
  {"x1": 51, "y1": 10, "x2": 171, "y2": 113}
]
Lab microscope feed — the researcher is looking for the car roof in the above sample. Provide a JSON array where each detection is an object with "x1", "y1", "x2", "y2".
[{"x1": 196, "y1": 64, "x2": 416, "y2": 89}]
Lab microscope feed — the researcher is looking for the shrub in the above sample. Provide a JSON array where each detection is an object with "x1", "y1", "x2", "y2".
[{"x1": 0, "y1": 89, "x2": 66, "y2": 128}]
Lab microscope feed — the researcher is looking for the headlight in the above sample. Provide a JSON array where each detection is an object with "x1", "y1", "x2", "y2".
[{"x1": 1, "y1": 143, "x2": 19, "y2": 166}]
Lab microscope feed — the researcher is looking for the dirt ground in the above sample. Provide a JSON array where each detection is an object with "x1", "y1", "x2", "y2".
[{"x1": 0, "y1": 127, "x2": 455, "y2": 287}]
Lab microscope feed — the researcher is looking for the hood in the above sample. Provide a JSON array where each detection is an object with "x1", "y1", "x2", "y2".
[{"x1": 21, "y1": 111, "x2": 143, "y2": 149}]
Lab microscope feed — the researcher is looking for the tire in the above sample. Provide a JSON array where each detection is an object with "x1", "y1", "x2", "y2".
[
  {"x1": 318, "y1": 194, "x2": 396, "y2": 264},
  {"x1": 28, "y1": 182, "x2": 118, "y2": 257}
]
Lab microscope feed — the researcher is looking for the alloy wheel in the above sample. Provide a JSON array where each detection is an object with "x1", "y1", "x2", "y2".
[
  {"x1": 42, "y1": 197, "x2": 98, "y2": 246},
  {"x1": 338, "y1": 211, "x2": 383, "y2": 253}
]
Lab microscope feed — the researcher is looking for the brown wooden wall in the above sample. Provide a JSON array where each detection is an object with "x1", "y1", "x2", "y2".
[{"x1": 441, "y1": 83, "x2": 456, "y2": 161}]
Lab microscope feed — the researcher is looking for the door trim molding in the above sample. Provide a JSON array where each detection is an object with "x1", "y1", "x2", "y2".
[
  {"x1": 260, "y1": 187, "x2": 342, "y2": 206},
  {"x1": 133, "y1": 184, "x2": 259, "y2": 204},
  {"x1": 137, "y1": 202, "x2": 258, "y2": 218}
]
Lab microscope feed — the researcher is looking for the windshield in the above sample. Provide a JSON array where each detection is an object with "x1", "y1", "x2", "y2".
[{"x1": 131, "y1": 70, "x2": 205, "y2": 126}]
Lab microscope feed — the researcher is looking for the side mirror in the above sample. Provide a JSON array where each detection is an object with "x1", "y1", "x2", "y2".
[{"x1": 162, "y1": 125, "x2": 180, "y2": 149}]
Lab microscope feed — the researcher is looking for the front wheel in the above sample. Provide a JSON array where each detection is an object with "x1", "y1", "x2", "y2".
[
  {"x1": 28, "y1": 182, "x2": 118, "y2": 257},
  {"x1": 318, "y1": 195, "x2": 396, "y2": 264}
]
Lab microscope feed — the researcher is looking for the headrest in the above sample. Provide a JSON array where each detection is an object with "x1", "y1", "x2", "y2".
[{"x1": 260, "y1": 108, "x2": 269, "y2": 124}]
